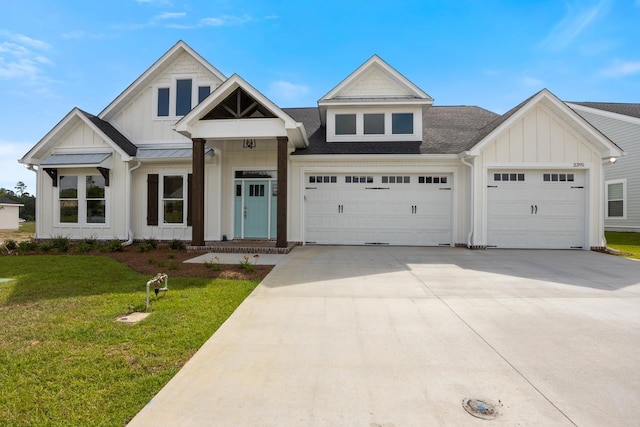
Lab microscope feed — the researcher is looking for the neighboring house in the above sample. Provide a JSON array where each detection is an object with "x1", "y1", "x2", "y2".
[
  {"x1": 0, "y1": 197, "x2": 24, "y2": 230},
  {"x1": 568, "y1": 102, "x2": 640, "y2": 232},
  {"x1": 20, "y1": 41, "x2": 622, "y2": 250}
]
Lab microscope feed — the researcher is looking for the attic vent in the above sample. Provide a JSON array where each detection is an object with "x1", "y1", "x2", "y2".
[{"x1": 203, "y1": 88, "x2": 276, "y2": 120}]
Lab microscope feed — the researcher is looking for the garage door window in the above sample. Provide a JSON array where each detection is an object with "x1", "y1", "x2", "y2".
[
  {"x1": 543, "y1": 173, "x2": 574, "y2": 182},
  {"x1": 494, "y1": 173, "x2": 525, "y2": 182},
  {"x1": 606, "y1": 180, "x2": 626, "y2": 218},
  {"x1": 381, "y1": 176, "x2": 410, "y2": 184},
  {"x1": 345, "y1": 176, "x2": 373, "y2": 183},
  {"x1": 418, "y1": 176, "x2": 447, "y2": 184},
  {"x1": 309, "y1": 176, "x2": 337, "y2": 183}
]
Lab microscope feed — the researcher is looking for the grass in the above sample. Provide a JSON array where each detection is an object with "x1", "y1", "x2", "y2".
[
  {"x1": 605, "y1": 231, "x2": 640, "y2": 259},
  {"x1": 0, "y1": 255, "x2": 259, "y2": 426}
]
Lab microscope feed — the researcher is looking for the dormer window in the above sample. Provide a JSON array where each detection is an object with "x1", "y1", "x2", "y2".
[
  {"x1": 155, "y1": 77, "x2": 214, "y2": 119},
  {"x1": 364, "y1": 113, "x2": 384, "y2": 134},
  {"x1": 392, "y1": 113, "x2": 413, "y2": 134},
  {"x1": 335, "y1": 114, "x2": 356, "y2": 135},
  {"x1": 328, "y1": 109, "x2": 421, "y2": 142}
]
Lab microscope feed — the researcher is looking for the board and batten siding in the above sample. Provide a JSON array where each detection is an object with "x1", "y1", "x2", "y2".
[
  {"x1": 36, "y1": 121, "x2": 128, "y2": 240},
  {"x1": 575, "y1": 109, "x2": 640, "y2": 231},
  {"x1": 474, "y1": 104, "x2": 605, "y2": 248},
  {"x1": 109, "y1": 51, "x2": 224, "y2": 144}
]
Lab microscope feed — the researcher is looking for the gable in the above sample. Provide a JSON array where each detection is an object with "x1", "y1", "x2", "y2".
[
  {"x1": 335, "y1": 63, "x2": 416, "y2": 99},
  {"x1": 467, "y1": 89, "x2": 622, "y2": 160},
  {"x1": 203, "y1": 88, "x2": 277, "y2": 120}
]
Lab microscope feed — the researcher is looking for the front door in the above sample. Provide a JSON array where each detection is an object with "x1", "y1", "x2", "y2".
[{"x1": 234, "y1": 179, "x2": 276, "y2": 239}]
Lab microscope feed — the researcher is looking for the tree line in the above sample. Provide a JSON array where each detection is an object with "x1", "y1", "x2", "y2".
[{"x1": 0, "y1": 181, "x2": 35, "y2": 221}]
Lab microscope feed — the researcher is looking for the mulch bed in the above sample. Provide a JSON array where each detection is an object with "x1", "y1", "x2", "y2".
[{"x1": 3, "y1": 244, "x2": 273, "y2": 281}]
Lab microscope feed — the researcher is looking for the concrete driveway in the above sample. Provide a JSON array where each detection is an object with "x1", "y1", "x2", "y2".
[{"x1": 128, "y1": 247, "x2": 640, "y2": 426}]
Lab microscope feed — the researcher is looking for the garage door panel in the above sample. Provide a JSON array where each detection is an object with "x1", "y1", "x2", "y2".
[
  {"x1": 305, "y1": 173, "x2": 453, "y2": 246},
  {"x1": 487, "y1": 170, "x2": 585, "y2": 249}
]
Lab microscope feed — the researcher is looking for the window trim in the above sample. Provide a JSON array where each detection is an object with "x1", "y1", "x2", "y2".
[
  {"x1": 327, "y1": 108, "x2": 422, "y2": 142},
  {"x1": 56, "y1": 173, "x2": 109, "y2": 227},
  {"x1": 606, "y1": 179, "x2": 626, "y2": 219},
  {"x1": 153, "y1": 76, "x2": 217, "y2": 119},
  {"x1": 160, "y1": 174, "x2": 188, "y2": 226}
]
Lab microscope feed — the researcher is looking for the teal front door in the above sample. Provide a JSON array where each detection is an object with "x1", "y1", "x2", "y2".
[{"x1": 234, "y1": 179, "x2": 276, "y2": 238}]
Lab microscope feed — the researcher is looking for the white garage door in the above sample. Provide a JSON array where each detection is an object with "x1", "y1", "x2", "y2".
[
  {"x1": 305, "y1": 173, "x2": 453, "y2": 246},
  {"x1": 487, "y1": 170, "x2": 586, "y2": 249}
]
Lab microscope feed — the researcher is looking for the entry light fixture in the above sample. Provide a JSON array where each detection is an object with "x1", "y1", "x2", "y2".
[
  {"x1": 609, "y1": 157, "x2": 617, "y2": 164},
  {"x1": 243, "y1": 139, "x2": 256, "y2": 149}
]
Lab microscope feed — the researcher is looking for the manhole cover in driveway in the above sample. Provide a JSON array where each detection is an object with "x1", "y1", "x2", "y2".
[{"x1": 462, "y1": 398, "x2": 501, "y2": 420}]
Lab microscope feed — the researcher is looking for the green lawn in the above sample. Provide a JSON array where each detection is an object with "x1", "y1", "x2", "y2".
[
  {"x1": 605, "y1": 231, "x2": 640, "y2": 259},
  {"x1": 0, "y1": 255, "x2": 259, "y2": 426}
]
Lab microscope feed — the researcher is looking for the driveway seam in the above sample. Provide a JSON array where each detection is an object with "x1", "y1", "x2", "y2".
[{"x1": 392, "y1": 252, "x2": 579, "y2": 427}]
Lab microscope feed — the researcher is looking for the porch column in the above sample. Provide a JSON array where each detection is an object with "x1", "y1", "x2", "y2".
[
  {"x1": 277, "y1": 136, "x2": 288, "y2": 248},
  {"x1": 191, "y1": 138, "x2": 205, "y2": 246}
]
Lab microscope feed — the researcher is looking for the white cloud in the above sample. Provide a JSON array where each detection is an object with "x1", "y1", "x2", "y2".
[
  {"x1": 154, "y1": 11, "x2": 186, "y2": 20},
  {"x1": 165, "y1": 14, "x2": 274, "y2": 29},
  {"x1": 268, "y1": 81, "x2": 310, "y2": 103},
  {"x1": 0, "y1": 32, "x2": 53, "y2": 84},
  {"x1": 599, "y1": 60, "x2": 640, "y2": 77},
  {"x1": 539, "y1": 0, "x2": 610, "y2": 51}
]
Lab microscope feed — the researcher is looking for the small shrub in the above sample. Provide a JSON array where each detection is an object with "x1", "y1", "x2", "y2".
[
  {"x1": 18, "y1": 239, "x2": 39, "y2": 252},
  {"x1": 144, "y1": 238, "x2": 158, "y2": 249},
  {"x1": 74, "y1": 241, "x2": 93, "y2": 253},
  {"x1": 137, "y1": 242, "x2": 154, "y2": 253},
  {"x1": 238, "y1": 255, "x2": 255, "y2": 272},
  {"x1": 40, "y1": 242, "x2": 54, "y2": 252},
  {"x1": 169, "y1": 239, "x2": 184, "y2": 250},
  {"x1": 168, "y1": 262, "x2": 178, "y2": 271},
  {"x1": 3, "y1": 239, "x2": 18, "y2": 251},
  {"x1": 147, "y1": 257, "x2": 155, "y2": 264},
  {"x1": 103, "y1": 239, "x2": 123, "y2": 252},
  {"x1": 51, "y1": 235, "x2": 70, "y2": 252},
  {"x1": 167, "y1": 253, "x2": 175, "y2": 260},
  {"x1": 157, "y1": 260, "x2": 165, "y2": 268},
  {"x1": 204, "y1": 256, "x2": 222, "y2": 271}
]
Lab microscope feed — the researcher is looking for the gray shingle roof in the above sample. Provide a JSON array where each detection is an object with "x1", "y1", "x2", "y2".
[
  {"x1": 0, "y1": 197, "x2": 21, "y2": 205},
  {"x1": 79, "y1": 110, "x2": 138, "y2": 156},
  {"x1": 569, "y1": 102, "x2": 640, "y2": 120},
  {"x1": 285, "y1": 106, "x2": 498, "y2": 155}
]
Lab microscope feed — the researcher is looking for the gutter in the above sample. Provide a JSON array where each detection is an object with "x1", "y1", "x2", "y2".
[
  {"x1": 25, "y1": 164, "x2": 39, "y2": 238},
  {"x1": 124, "y1": 161, "x2": 142, "y2": 246},
  {"x1": 459, "y1": 152, "x2": 475, "y2": 248}
]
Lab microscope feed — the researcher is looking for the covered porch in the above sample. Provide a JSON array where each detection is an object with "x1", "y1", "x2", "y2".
[{"x1": 173, "y1": 74, "x2": 309, "y2": 249}]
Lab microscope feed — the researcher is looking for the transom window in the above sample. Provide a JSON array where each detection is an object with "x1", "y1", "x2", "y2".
[
  {"x1": 494, "y1": 173, "x2": 525, "y2": 182},
  {"x1": 543, "y1": 173, "x2": 574, "y2": 182},
  {"x1": 418, "y1": 176, "x2": 447, "y2": 184},
  {"x1": 59, "y1": 174, "x2": 106, "y2": 224},
  {"x1": 381, "y1": 176, "x2": 410, "y2": 184}
]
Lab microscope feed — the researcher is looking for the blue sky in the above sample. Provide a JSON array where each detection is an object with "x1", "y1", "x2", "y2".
[{"x1": 1, "y1": 0, "x2": 639, "y2": 194}]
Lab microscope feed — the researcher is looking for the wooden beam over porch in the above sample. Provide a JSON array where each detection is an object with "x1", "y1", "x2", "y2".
[
  {"x1": 191, "y1": 138, "x2": 206, "y2": 246},
  {"x1": 277, "y1": 136, "x2": 288, "y2": 248}
]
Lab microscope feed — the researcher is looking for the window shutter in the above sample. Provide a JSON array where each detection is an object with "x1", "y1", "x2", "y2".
[
  {"x1": 187, "y1": 174, "x2": 193, "y2": 226},
  {"x1": 147, "y1": 174, "x2": 158, "y2": 226}
]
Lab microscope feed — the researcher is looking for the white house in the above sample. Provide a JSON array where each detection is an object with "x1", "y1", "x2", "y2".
[
  {"x1": 568, "y1": 102, "x2": 640, "y2": 232},
  {"x1": 20, "y1": 41, "x2": 623, "y2": 250},
  {"x1": 0, "y1": 197, "x2": 24, "y2": 230}
]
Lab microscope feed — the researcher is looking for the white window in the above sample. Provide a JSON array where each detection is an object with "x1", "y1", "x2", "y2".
[
  {"x1": 162, "y1": 175, "x2": 185, "y2": 224},
  {"x1": 335, "y1": 114, "x2": 356, "y2": 135},
  {"x1": 606, "y1": 179, "x2": 626, "y2": 219},
  {"x1": 154, "y1": 77, "x2": 216, "y2": 119},
  {"x1": 328, "y1": 109, "x2": 421, "y2": 142},
  {"x1": 58, "y1": 174, "x2": 107, "y2": 225}
]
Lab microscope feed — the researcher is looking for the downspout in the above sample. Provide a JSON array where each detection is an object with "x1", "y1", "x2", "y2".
[
  {"x1": 26, "y1": 164, "x2": 39, "y2": 238},
  {"x1": 601, "y1": 156, "x2": 617, "y2": 250},
  {"x1": 459, "y1": 153, "x2": 474, "y2": 248},
  {"x1": 124, "y1": 160, "x2": 142, "y2": 246}
]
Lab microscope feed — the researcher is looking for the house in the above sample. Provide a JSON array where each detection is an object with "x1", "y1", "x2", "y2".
[
  {"x1": 19, "y1": 41, "x2": 623, "y2": 250},
  {"x1": 0, "y1": 197, "x2": 24, "y2": 230},
  {"x1": 567, "y1": 102, "x2": 640, "y2": 233}
]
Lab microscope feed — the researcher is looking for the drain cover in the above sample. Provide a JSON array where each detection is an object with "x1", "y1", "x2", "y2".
[{"x1": 462, "y1": 398, "x2": 501, "y2": 420}]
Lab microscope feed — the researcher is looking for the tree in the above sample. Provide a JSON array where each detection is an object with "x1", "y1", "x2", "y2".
[{"x1": 15, "y1": 181, "x2": 26, "y2": 196}]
